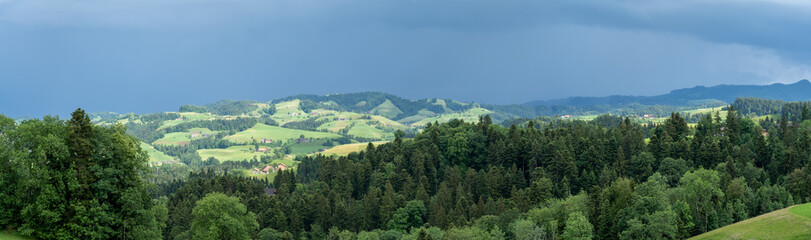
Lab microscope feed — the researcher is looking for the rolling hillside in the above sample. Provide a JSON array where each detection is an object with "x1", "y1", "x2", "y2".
[{"x1": 690, "y1": 203, "x2": 811, "y2": 240}]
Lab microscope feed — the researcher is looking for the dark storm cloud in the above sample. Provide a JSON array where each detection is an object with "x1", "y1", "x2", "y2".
[{"x1": 1, "y1": 0, "x2": 810, "y2": 118}]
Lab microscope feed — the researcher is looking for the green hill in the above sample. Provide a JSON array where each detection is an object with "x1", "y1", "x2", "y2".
[{"x1": 690, "y1": 203, "x2": 811, "y2": 240}]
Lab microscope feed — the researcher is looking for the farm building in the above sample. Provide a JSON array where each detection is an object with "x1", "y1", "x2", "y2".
[
  {"x1": 262, "y1": 165, "x2": 272, "y2": 174},
  {"x1": 251, "y1": 168, "x2": 261, "y2": 174},
  {"x1": 276, "y1": 163, "x2": 288, "y2": 172},
  {"x1": 296, "y1": 138, "x2": 310, "y2": 143},
  {"x1": 257, "y1": 148, "x2": 268, "y2": 152},
  {"x1": 262, "y1": 138, "x2": 273, "y2": 143}
]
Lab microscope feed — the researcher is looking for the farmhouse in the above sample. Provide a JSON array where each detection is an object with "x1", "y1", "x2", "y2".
[
  {"x1": 262, "y1": 165, "x2": 272, "y2": 174},
  {"x1": 276, "y1": 163, "x2": 288, "y2": 172},
  {"x1": 297, "y1": 138, "x2": 310, "y2": 143},
  {"x1": 251, "y1": 168, "x2": 261, "y2": 174},
  {"x1": 643, "y1": 114, "x2": 655, "y2": 119},
  {"x1": 264, "y1": 188, "x2": 276, "y2": 196},
  {"x1": 561, "y1": 115, "x2": 572, "y2": 119},
  {"x1": 257, "y1": 148, "x2": 268, "y2": 152},
  {"x1": 262, "y1": 138, "x2": 273, "y2": 143}
]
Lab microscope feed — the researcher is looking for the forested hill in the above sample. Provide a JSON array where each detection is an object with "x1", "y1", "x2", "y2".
[
  {"x1": 5, "y1": 104, "x2": 811, "y2": 239},
  {"x1": 527, "y1": 80, "x2": 811, "y2": 107}
]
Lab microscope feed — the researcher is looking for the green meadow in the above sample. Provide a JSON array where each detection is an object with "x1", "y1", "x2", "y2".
[
  {"x1": 152, "y1": 128, "x2": 218, "y2": 146},
  {"x1": 198, "y1": 145, "x2": 273, "y2": 162},
  {"x1": 690, "y1": 203, "x2": 811, "y2": 240},
  {"x1": 140, "y1": 142, "x2": 175, "y2": 163},
  {"x1": 224, "y1": 123, "x2": 342, "y2": 144},
  {"x1": 412, "y1": 107, "x2": 494, "y2": 126}
]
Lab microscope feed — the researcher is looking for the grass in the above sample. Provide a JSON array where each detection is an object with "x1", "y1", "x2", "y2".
[
  {"x1": 789, "y1": 202, "x2": 811, "y2": 218},
  {"x1": 0, "y1": 233, "x2": 28, "y2": 240},
  {"x1": 289, "y1": 140, "x2": 331, "y2": 155},
  {"x1": 320, "y1": 141, "x2": 387, "y2": 156},
  {"x1": 412, "y1": 107, "x2": 494, "y2": 126},
  {"x1": 158, "y1": 112, "x2": 216, "y2": 129},
  {"x1": 347, "y1": 123, "x2": 390, "y2": 140},
  {"x1": 140, "y1": 142, "x2": 175, "y2": 163},
  {"x1": 198, "y1": 145, "x2": 274, "y2": 162},
  {"x1": 371, "y1": 99, "x2": 403, "y2": 119},
  {"x1": 152, "y1": 128, "x2": 218, "y2": 146},
  {"x1": 224, "y1": 123, "x2": 342, "y2": 144},
  {"x1": 398, "y1": 109, "x2": 438, "y2": 124},
  {"x1": 690, "y1": 203, "x2": 811, "y2": 240}
]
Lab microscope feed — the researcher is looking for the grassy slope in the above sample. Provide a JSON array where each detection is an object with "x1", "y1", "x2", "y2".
[
  {"x1": 198, "y1": 145, "x2": 273, "y2": 162},
  {"x1": 371, "y1": 99, "x2": 403, "y2": 119},
  {"x1": 289, "y1": 140, "x2": 330, "y2": 155},
  {"x1": 320, "y1": 141, "x2": 387, "y2": 156},
  {"x1": 139, "y1": 142, "x2": 174, "y2": 163},
  {"x1": 412, "y1": 108, "x2": 493, "y2": 126},
  {"x1": 398, "y1": 109, "x2": 437, "y2": 124},
  {"x1": 153, "y1": 128, "x2": 218, "y2": 146},
  {"x1": 158, "y1": 112, "x2": 217, "y2": 129},
  {"x1": 347, "y1": 123, "x2": 389, "y2": 139},
  {"x1": 690, "y1": 203, "x2": 811, "y2": 240},
  {"x1": 224, "y1": 123, "x2": 342, "y2": 144},
  {"x1": 0, "y1": 233, "x2": 28, "y2": 240}
]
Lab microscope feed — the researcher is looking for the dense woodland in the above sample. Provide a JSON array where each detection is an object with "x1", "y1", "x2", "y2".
[{"x1": 4, "y1": 104, "x2": 811, "y2": 239}]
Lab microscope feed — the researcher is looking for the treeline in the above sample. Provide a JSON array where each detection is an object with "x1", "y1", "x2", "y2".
[
  {"x1": 179, "y1": 99, "x2": 259, "y2": 115},
  {"x1": 163, "y1": 117, "x2": 272, "y2": 133},
  {"x1": 733, "y1": 97, "x2": 811, "y2": 120},
  {"x1": 282, "y1": 117, "x2": 330, "y2": 131},
  {"x1": 126, "y1": 117, "x2": 274, "y2": 146},
  {"x1": 484, "y1": 101, "x2": 726, "y2": 121}
]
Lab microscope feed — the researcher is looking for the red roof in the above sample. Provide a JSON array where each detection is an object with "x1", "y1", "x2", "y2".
[{"x1": 262, "y1": 166, "x2": 272, "y2": 172}]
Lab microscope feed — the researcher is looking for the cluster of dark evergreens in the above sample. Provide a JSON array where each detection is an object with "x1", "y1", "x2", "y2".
[
  {"x1": 282, "y1": 117, "x2": 332, "y2": 131},
  {"x1": 483, "y1": 101, "x2": 726, "y2": 121},
  {"x1": 733, "y1": 97, "x2": 811, "y2": 120},
  {"x1": 0, "y1": 109, "x2": 165, "y2": 239},
  {"x1": 179, "y1": 99, "x2": 260, "y2": 115}
]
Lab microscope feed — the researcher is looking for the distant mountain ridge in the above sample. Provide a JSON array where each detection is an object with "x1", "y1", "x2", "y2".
[{"x1": 525, "y1": 80, "x2": 811, "y2": 106}]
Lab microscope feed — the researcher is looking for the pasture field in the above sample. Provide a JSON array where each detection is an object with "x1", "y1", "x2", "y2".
[
  {"x1": 317, "y1": 120, "x2": 352, "y2": 132},
  {"x1": 371, "y1": 99, "x2": 404, "y2": 119},
  {"x1": 198, "y1": 145, "x2": 273, "y2": 162},
  {"x1": 139, "y1": 142, "x2": 175, "y2": 163},
  {"x1": 158, "y1": 112, "x2": 217, "y2": 129},
  {"x1": 412, "y1": 107, "x2": 494, "y2": 126},
  {"x1": 289, "y1": 140, "x2": 331, "y2": 155},
  {"x1": 223, "y1": 123, "x2": 342, "y2": 144},
  {"x1": 152, "y1": 128, "x2": 218, "y2": 146},
  {"x1": 320, "y1": 141, "x2": 387, "y2": 156},
  {"x1": 0, "y1": 233, "x2": 28, "y2": 240},
  {"x1": 789, "y1": 202, "x2": 811, "y2": 218},
  {"x1": 398, "y1": 109, "x2": 438, "y2": 124},
  {"x1": 347, "y1": 123, "x2": 390, "y2": 140},
  {"x1": 690, "y1": 203, "x2": 811, "y2": 240}
]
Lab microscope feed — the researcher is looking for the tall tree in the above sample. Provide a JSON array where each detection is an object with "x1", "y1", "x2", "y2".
[{"x1": 188, "y1": 192, "x2": 259, "y2": 240}]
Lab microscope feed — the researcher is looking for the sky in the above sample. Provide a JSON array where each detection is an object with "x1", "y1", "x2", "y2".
[{"x1": 2, "y1": 0, "x2": 811, "y2": 118}]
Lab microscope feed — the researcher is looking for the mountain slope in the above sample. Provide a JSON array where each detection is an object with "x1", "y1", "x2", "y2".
[{"x1": 527, "y1": 80, "x2": 811, "y2": 107}]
